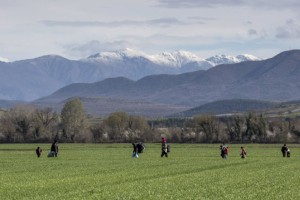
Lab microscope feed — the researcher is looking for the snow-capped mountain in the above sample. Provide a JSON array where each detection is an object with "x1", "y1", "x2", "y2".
[
  {"x1": 236, "y1": 54, "x2": 261, "y2": 62},
  {"x1": 0, "y1": 57, "x2": 9, "y2": 62},
  {"x1": 148, "y1": 50, "x2": 207, "y2": 67},
  {"x1": 84, "y1": 48, "x2": 260, "y2": 70},
  {"x1": 206, "y1": 54, "x2": 261, "y2": 66},
  {"x1": 87, "y1": 48, "x2": 146, "y2": 62},
  {"x1": 0, "y1": 48, "x2": 262, "y2": 101},
  {"x1": 38, "y1": 50, "x2": 300, "y2": 112},
  {"x1": 85, "y1": 48, "x2": 211, "y2": 69}
]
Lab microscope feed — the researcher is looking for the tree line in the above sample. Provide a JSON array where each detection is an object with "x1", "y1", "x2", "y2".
[{"x1": 1, "y1": 98, "x2": 300, "y2": 143}]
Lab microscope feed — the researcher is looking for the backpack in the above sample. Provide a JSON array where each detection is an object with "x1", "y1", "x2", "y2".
[
  {"x1": 136, "y1": 143, "x2": 145, "y2": 153},
  {"x1": 221, "y1": 146, "x2": 226, "y2": 154}
]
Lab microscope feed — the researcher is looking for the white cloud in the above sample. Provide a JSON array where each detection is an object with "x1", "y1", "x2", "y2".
[{"x1": 0, "y1": 0, "x2": 299, "y2": 60}]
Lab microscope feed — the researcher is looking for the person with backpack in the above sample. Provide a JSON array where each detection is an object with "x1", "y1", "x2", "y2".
[
  {"x1": 161, "y1": 143, "x2": 168, "y2": 158},
  {"x1": 48, "y1": 140, "x2": 58, "y2": 157},
  {"x1": 220, "y1": 143, "x2": 227, "y2": 159},
  {"x1": 281, "y1": 144, "x2": 288, "y2": 157}
]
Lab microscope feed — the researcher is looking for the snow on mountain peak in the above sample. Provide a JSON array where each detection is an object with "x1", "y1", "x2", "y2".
[
  {"x1": 85, "y1": 48, "x2": 148, "y2": 63},
  {"x1": 236, "y1": 54, "x2": 260, "y2": 62},
  {"x1": 206, "y1": 54, "x2": 261, "y2": 66},
  {"x1": 147, "y1": 50, "x2": 206, "y2": 67},
  {"x1": 0, "y1": 57, "x2": 9, "y2": 62},
  {"x1": 84, "y1": 48, "x2": 260, "y2": 68},
  {"x1": 85, "y1": 48, "x2": 207, "y2": 68}
]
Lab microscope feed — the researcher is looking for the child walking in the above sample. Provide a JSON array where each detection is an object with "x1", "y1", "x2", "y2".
[{"x1": 240, "y1": 146, "x2": 246, "y2": 159}]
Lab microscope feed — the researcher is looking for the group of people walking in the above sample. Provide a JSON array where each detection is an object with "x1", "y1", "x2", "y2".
[
  {"x1": 220, "y1": 143, "x2": 247, "y2": 159},
  {"x1": 132, "y1": 140, "x2": 290, "y2": 159},
  {"x1": 220, "y1": 143, "x2": 291, "y2": 159},
  {"x1": 36, "y1": 139, "x2": 291, "y2": 160},
  {"x1": 132, "y1": 137, "x2": 170, "y2": 158},
  {"x1": 35, "y1": 140, "x2": 58, "y2": 158}
]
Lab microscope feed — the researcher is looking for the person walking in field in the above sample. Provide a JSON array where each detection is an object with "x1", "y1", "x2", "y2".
[
  {"x1": 35, "y1": 146, "x2": 42, "y2": 157},
  {"x1": 48, "y1": 140, "x2": 58, "y2": 157},
  {"x1": 132, "y1": 143, "x2": 138, "y2": 158},
  {"x1": 161, "y1": 143, "x2": 168, "y2": 158},
  {"x1": 220, "y1": 143, "x2": 227, "y2": 159},
  {"x1": 240, "y1": 146, "x2": 246, "y2": 159},
  {"x1": 281, "y1": 144, "x2": 288, "y2": 157}
]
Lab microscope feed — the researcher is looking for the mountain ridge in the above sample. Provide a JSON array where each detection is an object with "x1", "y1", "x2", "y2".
[
  {"x1": 0, "y1": 49, "x2": 260, "y2": 101},
  {"x1": 36, "y1": 49, "x2": 300, "y2": 108}
]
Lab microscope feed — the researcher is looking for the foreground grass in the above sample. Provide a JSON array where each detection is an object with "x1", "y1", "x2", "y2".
[{"x1": 0, "y1": 143, "x2": 299, "y2": 200}]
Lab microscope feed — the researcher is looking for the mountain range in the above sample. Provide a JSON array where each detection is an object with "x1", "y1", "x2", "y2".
[
  {"x1": 0, "y1": 48, "x2": 260, "y2": 101},
  {"x1": 35, "y1": 50, "x2": 300, "y2": 110}
]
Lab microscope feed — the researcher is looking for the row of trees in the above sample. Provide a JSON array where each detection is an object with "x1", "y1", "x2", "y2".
[
  {"x1": 0, "y1": 99, "x2": 86, "y2": 143},
  {"x1": 1, "y1": 98, "x2": 300, "y2": 143}
]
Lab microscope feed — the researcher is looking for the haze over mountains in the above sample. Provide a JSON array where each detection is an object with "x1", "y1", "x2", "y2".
[
  {"x1": 33, "y1": 49, "x2": 300, "y2": 117},
  {"x1": 0, "y1": 48, "x2": 260, "y2": 101}
]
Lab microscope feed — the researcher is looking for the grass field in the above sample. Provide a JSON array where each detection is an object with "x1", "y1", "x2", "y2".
[{"x1": 0, "y1": 143, "x2": 299, "y2": 200}]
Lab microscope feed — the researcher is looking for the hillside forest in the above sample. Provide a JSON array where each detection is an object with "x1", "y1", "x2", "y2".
[{"x1": 1, "y1": 98, "x2": 300, "y2": 144}]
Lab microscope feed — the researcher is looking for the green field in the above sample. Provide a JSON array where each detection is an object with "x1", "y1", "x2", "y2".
[{"x1": 0, "y1": 143, "x2": 299, "y2": 200}]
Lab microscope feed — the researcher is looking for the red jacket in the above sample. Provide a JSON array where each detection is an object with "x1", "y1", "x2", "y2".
[{"x1": 225, "y1": 147, "x2": 229, "y2": 155}]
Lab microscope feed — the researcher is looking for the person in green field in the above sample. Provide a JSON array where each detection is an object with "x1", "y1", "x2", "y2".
[
  {"x1": 35, "y1": 146, "x2": 42, "y2": 158},
  {"x1": 220, "y1": 143, "x2": 227, "y2": 159},
  {"x1": 161, "y1": 143, "x2": 168, "y2": 158},
  {"x1": 132, "y1": 143, "x2": 138, "y2": 158},
  {"x1": 281, "y1": 144, "x2": 288, "y2": 157},
  {"x1": 48, "y1": 140, "x2": 58, "y2": 157},
  {"x1": 240, "y1": 146, "x2": 246, "y2": 159}
]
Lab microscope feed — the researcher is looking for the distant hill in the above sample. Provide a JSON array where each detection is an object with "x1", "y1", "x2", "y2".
[
  {"x1": 33, "y1": 97, "x2": 189, "y2": 117},
  {"x1": 171, "y1": 99, "x2": 300, "y2": 118},
  {"x1": 0, "y1": 99, "x2": 27, "y2": 109},
  {"x1": 0, "y1": 49, "x2": 259, "y2": 101},
  {"x1": 170, "y1": 99, "x2": 278, "y2": 117}
]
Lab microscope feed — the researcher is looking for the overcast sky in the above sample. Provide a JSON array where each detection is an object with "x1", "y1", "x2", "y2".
[{"x1": 1, "y1": 0, "x2": 300, "y2": 61}]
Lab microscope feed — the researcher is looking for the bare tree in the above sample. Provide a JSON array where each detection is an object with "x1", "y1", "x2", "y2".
[
  {"x1": 226, "y1": 115, "x2": 245, "y2": 142},
  {"x1": 61, "y1": 99, "x2": 87, "y2": 142},
  {"x1": 128, "y1": 115, "x2": 149, "y2": 141},
  {"x1": 105, "y1": 112, "x2": 129, "y2": 141},
  {"x1": 0, "y1": 106, "x2": 35, "y2": 142},
  {"x1": 32, "y1": 107, "x2": 59, "y2": 141},
  {"x1": 194, "y1": 115, "x2": 218, "y2": 143}
]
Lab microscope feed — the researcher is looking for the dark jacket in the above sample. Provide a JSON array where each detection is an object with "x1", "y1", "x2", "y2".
[
  {"x1": 281, "y1": 146, "x2": 288, "y2": 153},
  {"x1": 51, "y1": 142, "x2": 58, "y2": 153}
]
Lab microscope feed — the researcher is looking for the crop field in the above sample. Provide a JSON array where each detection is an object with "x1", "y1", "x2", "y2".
[{"x1": 0, "y1": 143, "x2": 300, "y2": 200}]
